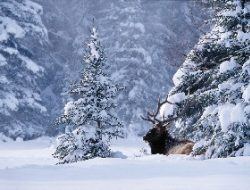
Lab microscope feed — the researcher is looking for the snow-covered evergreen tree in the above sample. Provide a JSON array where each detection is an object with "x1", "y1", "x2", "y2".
[
  {"x1": 160, "y1": 0, "x2": 250, "y2": 158},
  {"x1": 0, "y1": 0, "x2": 48, "y2": 139},
  {"x1": 53, "y1": 26, "x2": 123, "y2": 163}
]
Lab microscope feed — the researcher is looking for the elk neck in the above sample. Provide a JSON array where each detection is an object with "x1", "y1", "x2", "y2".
[
  {"x1": 149, "y1": 130, "x2": 177, "y2": 154},
  {"x1": 149, "y1": 140, "x2": 165, "y2": 154}
]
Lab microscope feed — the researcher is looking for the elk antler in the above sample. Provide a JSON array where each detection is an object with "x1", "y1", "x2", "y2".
[
  {"x1": 161, "y1": 98, "x2": 194, "y2": 128},
  {"x1": 140, "y1": 111, "x2": 157, "y2": 124},
  {"x1": 141, "y1": 96, "x2": 175, "y2": 125}
]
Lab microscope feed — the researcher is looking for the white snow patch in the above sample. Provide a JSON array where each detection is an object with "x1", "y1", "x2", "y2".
[
  {"x1": 159, "y1": 103, "x2": 175, "y2": 119},
  {"x1": 218, "y1": 103, "x2": 234, "y2": 132},
  {"x1": 219, "y1": 31, "x2": 232, "y2": 42},
  {"x1": 230, "y1": 103, "x2": 246, "y2": 123},
  {"x1": 64, "y1": 101, "x2": 74, "y2": 115},
  {"x1": 21, "y1": 90, "x2": 46, "y2": 112},
  {"x1": 243, "y1": 144, "x2": 250, "y2": 156},
  {"x1": 0, "y1": 54, "x2": 7, "y2": 66},
  {"x1": 244, "y1": 104, "x2": 250, "y2": 114},
  {"x1": 85, "y1": 41, "x2": 100, "y2": 63},
  {"x1": 0, "y1": 76, "x2": 9, "y2": 84},
  {"x1": 0, "y1": 16, "x2": 25, "y2": 42},
  {"x1": 134, "y1": 23, "x2": 145, "y2": 33},
  {"x1": 159, "y1": 93, "x2": 186, "y2": 119},
  {"x1": 20, "y1": 55, "x2": 44, "y2": 73},
  {"x1": 218, "y1": 80, "x2": 242, "y2": 92},
  {"x1": 0, "y1": 133, "x2": 13, "y2": 143},
  {"x1": 173, "y1": 68, "x2": 185, "y2": 86},
  {"x1": 27, "y1": 98, "x2": 47, "y2": 112},
  {"x1": 0, "y1": 93, "x2": 19, "y2": 113},
  {"x1": 24, "y1": 0, "x2": 43, "y2": 14},
  {"x1": 218, "y1": 81, "x2": 232, "y2": 91},
  {"x1": 242, "y1": 59, "x2": 250, "y2": 74},
  {"x1": 218, "y1": 103, "x2": 247, "y2": 132},
  {"x1": 201, "y1": 105, "x2": 218, "y2": 119},
  {"x1": 3, "y1": 47, "x2": 18, "y2": 55},
  {"x1": 100, "y1": 110, "x2": 108, "y2": 118},
  {"x1": 91, "y1": 27, "x2": 98, "y2": 39},
  {"x1": 242, "y1": 84, "x2": 250, "y2": 103},
  {"x1": 237, "y1": 31, "x2": 250, "y2": 41},
  {"x1": 167, "y1": 93, "x2": 186, "y2": 103},
  {"x1": 219, "y1": 58, "x2": 238, "y2": 73}
]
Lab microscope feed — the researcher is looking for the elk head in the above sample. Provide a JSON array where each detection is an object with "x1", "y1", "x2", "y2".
[
  {"x1": 141, "y1": 97, "x2": 177, "y2": 145},
  {"x1": 143, "y1": 124, "x2": 166, "y2": 143}
]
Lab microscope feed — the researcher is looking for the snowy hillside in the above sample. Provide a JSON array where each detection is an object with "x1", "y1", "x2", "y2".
[{"x1": 0, "y1": 137, "x2": 250, "y2": 190}]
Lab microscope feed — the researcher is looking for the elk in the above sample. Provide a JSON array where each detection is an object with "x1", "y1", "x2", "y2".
[{"x1": 141, "y1": 97, "x2": 194, "y2": 155}]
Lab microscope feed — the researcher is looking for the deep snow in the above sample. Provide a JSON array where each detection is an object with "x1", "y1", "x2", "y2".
[{"x1": 0, "y1": 137, "x2": 250, "y2": 190}]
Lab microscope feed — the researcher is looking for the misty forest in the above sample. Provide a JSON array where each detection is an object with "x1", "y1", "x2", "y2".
[{"x1": 0, "y1": 0, "x2": 249, "y2": 190}]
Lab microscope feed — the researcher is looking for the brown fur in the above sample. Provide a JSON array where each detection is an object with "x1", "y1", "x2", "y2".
[
  {"x1": 143, "y1": 125, "x2": 194, "y2": 156},
  {"x1": 167, "y1": 142, "x2": 194, "y2": 155}
]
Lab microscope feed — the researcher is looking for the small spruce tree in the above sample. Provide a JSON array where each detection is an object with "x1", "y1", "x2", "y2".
[{"x1": 53, "y1": 25, "x2": 123, "y2": 163}]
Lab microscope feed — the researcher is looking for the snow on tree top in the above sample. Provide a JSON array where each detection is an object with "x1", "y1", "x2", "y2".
[
  {"x1": 219, "y1": 58, "x2": 239, "y2": 73},
  {"x1": 85, "y1": 28, "x2": 101, "y2": 63},
  {"x1": 0, "y1": 54, "x2": 7, "y2": 66},
  {"x1": 0, "y1": 16, "x2": 25, "y2": 41}
]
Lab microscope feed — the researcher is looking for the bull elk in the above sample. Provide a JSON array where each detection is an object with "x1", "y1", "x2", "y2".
[{"x1": 141, "y1": 97, "x2": 194, "y2": 155}]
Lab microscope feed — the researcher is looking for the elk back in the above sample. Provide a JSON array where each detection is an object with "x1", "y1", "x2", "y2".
[{"x1": 166, "y1": 141, "x2": 194, "y2": 155}]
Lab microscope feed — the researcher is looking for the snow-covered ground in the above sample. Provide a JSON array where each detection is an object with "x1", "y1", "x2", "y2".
[{"x1": 0, "y1": 137, "x2": 250, "y2": 190}]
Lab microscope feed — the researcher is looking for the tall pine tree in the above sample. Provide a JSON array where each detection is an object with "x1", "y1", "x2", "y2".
[
  {"x1": 53, "y1": 26, "x2": 123, "y2": 163},
  {"x1": 160, "y1": 0, "x2": 249, "y2": 158}
]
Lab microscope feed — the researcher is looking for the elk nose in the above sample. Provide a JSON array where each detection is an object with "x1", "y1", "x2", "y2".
[{"x1": 143, "y1": 136, "x2": 147, "y2": 141}]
